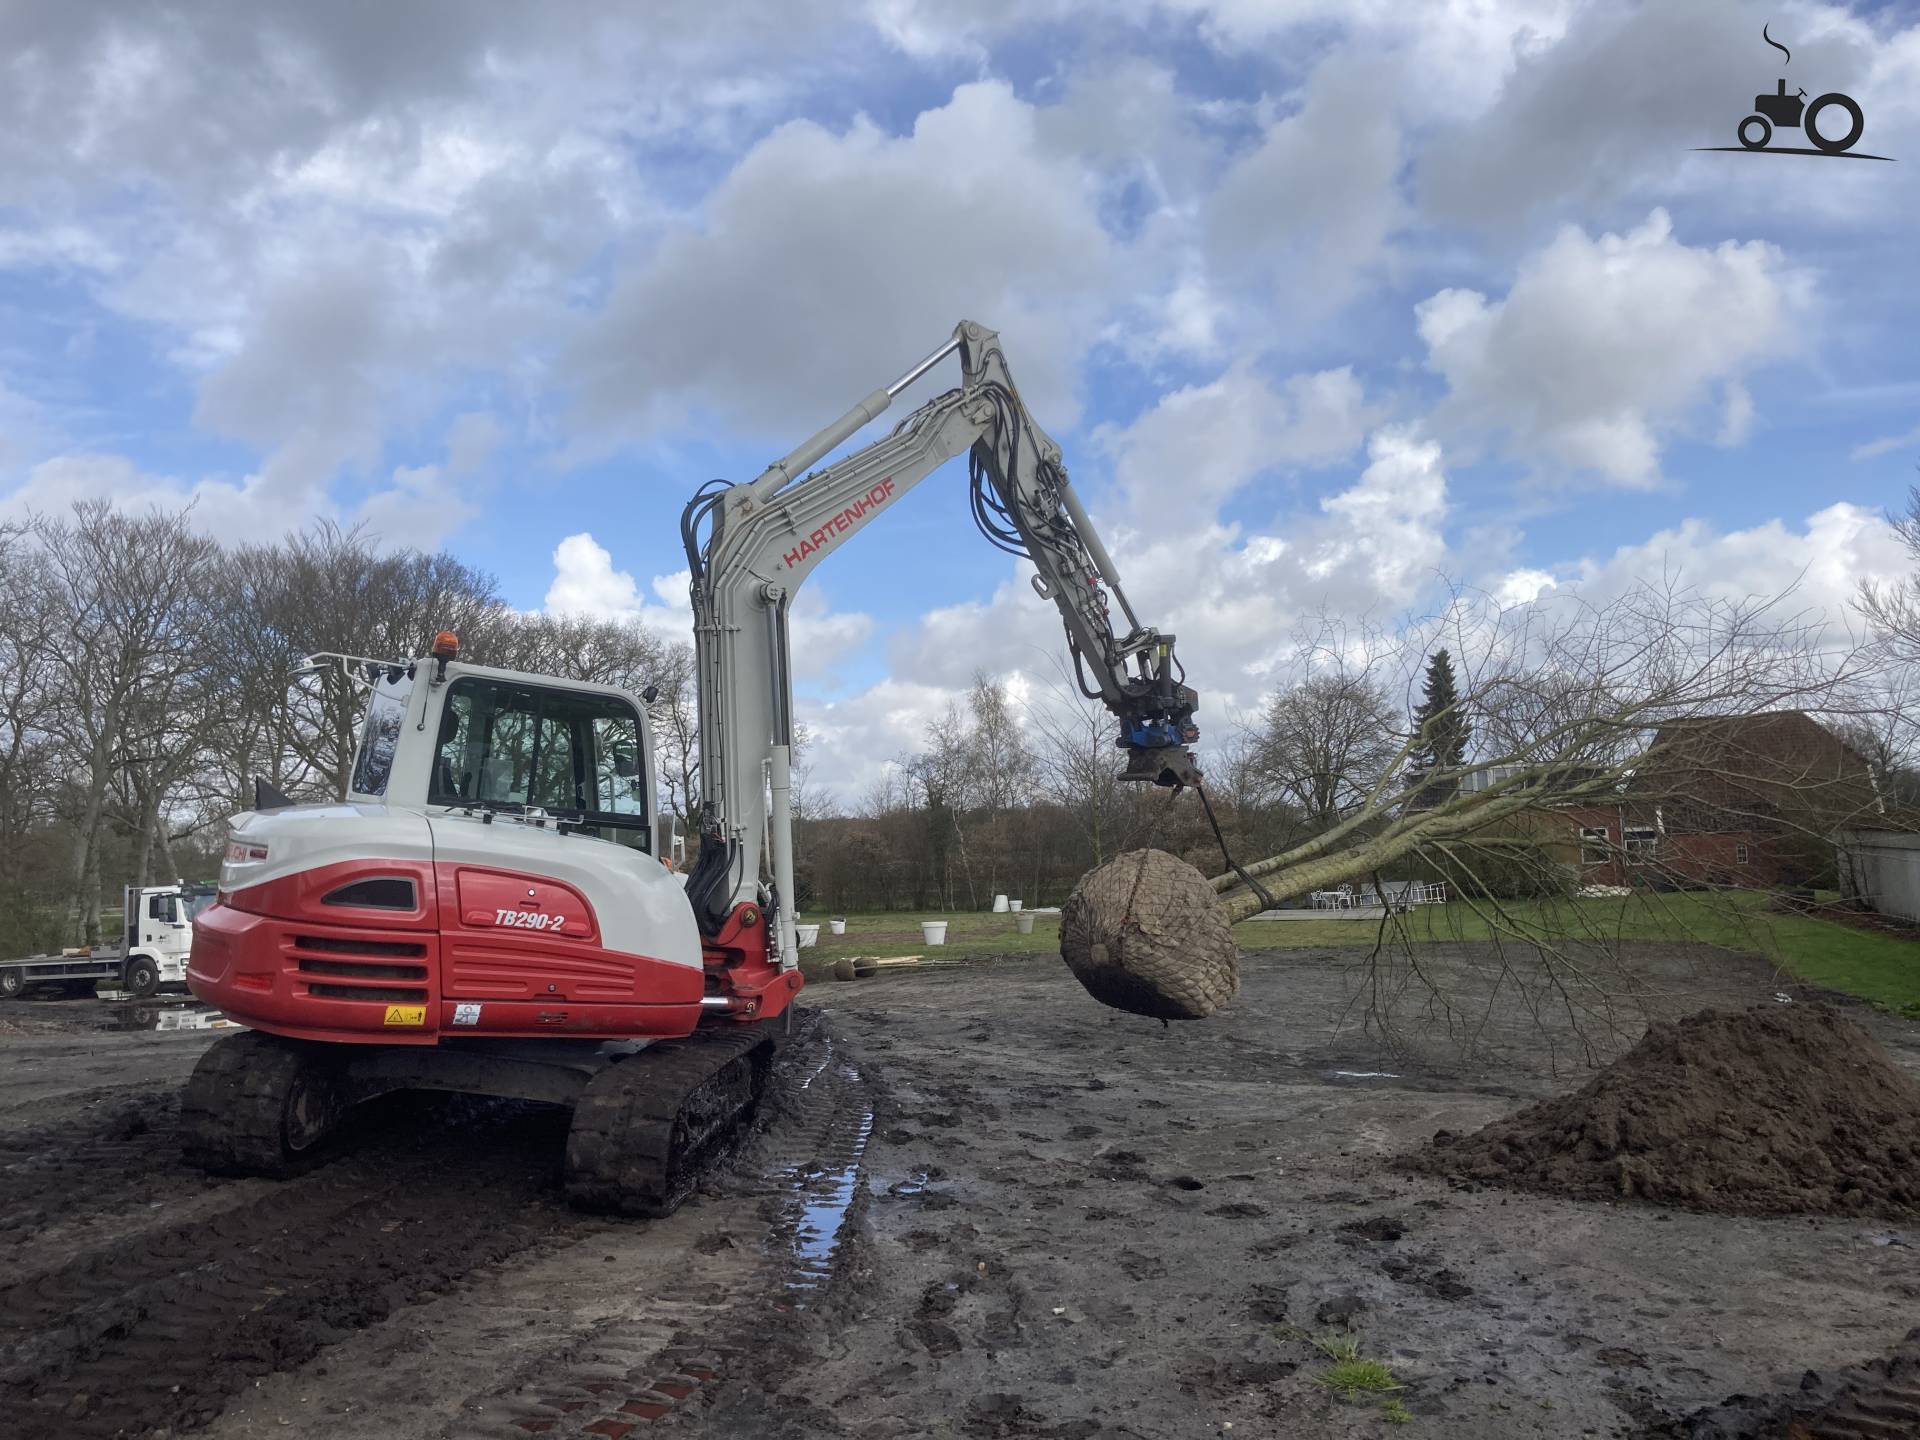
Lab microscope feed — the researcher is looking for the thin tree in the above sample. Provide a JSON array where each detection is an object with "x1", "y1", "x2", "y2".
[
  {"x1": 1255, "y1": 670, "x2": 1400, "y2": 833},
  {"x1": 1407, "y1": 648, "x2": 1471, "y2": 807},
  {"x1": 1856, "y1": 482, "x2": 1920, "y2": 666}
]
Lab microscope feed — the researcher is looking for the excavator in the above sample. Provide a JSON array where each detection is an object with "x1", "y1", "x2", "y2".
[{"x1": 181, "y1": 321, "x2": 1203, "y2": 1214}]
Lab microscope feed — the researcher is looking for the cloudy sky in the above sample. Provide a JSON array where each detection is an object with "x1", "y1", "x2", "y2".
[{"x1": 4, "y1": 0, "x2": 1918, "y2": 797}]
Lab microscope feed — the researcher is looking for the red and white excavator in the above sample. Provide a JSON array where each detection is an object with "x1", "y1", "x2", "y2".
[{"x1": 182, "y1": 321, "x2": 1204, "y2": 1213}]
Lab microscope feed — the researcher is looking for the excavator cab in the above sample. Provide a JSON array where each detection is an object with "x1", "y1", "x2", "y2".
[{"x1": 180, "y1": 646, "x2": 795, "y2": 1214}]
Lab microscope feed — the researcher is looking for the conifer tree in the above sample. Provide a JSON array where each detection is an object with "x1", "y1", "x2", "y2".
[{"x1": 1408, "y1": 648, "x2": 1470, "y2": 805}]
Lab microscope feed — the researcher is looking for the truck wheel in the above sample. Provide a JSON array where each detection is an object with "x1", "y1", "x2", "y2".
[
  {"x1": 180, "y1": 1031, "x2": 349, "y2": 1178},
  {"x1": 124, "y1": 957, "x2": 160, "y2": 998},
  {"x1": 0, "y1": 969, "x2": 22, "y2": 1000}
]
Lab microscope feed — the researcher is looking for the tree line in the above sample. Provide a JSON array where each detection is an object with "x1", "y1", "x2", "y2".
[
  {"x1": 3, "y1": 491, "x2": 1916, "y2": 953},
  {"x1": 0, "y1": 503, "x2": 695, "y2": 952}
]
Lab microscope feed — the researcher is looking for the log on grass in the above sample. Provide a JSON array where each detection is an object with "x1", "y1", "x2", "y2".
[{"x1": 1059, "y1": 849, "x2": 1240, "y2": 1020}]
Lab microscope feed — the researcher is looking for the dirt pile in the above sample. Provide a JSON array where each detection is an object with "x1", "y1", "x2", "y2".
[
  {"x1": 1058, "y1": 848, "x2": 1239, "y2": 1020},
  {"x1": 1413, "y1": 1004, "x2": 1920, "y2": 1218}
]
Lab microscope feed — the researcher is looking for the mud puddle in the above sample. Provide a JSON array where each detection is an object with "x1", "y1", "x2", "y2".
[
  {"x1": 98, "y1": 1000, "x2": 240, "y2": 1032},
  {"x1": 750, "y1": 1028, "x2": 876, "y2": 1306}
]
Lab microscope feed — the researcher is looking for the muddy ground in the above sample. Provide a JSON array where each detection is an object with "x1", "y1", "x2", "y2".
[{"x1": 1, "y1": 944, "x2": 1917, "y2": 1439}]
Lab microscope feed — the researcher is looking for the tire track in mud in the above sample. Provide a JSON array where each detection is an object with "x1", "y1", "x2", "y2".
[
  {"x1": 0, "y1": 1097, "x2": 590, "y2": 1440},
  {"x1": 455, "y1": 1013, "x2": 878, "y2": 1439},
  {"x1": 0, "y1": 1093, "x2": 187, "y2": 1251}
]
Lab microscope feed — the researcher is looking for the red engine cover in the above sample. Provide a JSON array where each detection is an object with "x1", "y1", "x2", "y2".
[
  {"x1": 190, "y1": 857, "x2": 709, "y2": 1044},
  {"x1": 453, "y1": 869, "x2": 597, "y2": 942}
]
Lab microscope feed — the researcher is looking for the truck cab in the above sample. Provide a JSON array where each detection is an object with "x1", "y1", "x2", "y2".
[{"x1": 125, "y1": 883, "x2": 212, "y2": 992}]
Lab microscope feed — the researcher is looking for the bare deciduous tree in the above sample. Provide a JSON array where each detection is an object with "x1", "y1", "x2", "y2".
[
  {"x1": 1858, "y1": 483, "x2": 1920, "y2": 666},
  {"x1": 1029, "y1": 667, "x2": 1143, "y2": 867},
  {"x1": 31, "y1": 502, "x2": 219, "y2": 942},
  {"x1": 1253, "y1": 669, "x2": 1400, "y2": 832}
]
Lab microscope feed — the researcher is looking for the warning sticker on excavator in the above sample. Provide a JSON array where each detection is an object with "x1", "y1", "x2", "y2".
[{"x1": 383, "y1": 1005, "x2": 426, "y2": 1027}]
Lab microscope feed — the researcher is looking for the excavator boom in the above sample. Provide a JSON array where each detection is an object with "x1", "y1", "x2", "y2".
[{"x1": 680, "y1": 321, "x2": 1202, "y2": 967}]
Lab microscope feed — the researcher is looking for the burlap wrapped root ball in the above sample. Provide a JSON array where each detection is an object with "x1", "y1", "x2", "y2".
[{"x1": 1059, "y1": 849, "x2": 1240, "y2": 1020}]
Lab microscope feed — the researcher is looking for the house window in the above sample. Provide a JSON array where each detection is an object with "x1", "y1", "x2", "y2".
[
  {"x1": 1624, "y1": 827, "x2": 1657, "y2": 864},
  {"x1": 1579, "y1": 827, "x2": 1610, "y2": 865},
  {"x1": 1735, "y1": 843, "x2": 1749, "y2": 865}
]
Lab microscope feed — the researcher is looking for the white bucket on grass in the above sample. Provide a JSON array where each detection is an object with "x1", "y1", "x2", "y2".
[
  {"x1": 921, "y1": 920, "x2": 949, "y2": 945},
  {"x1": 1009, "y1": 899, "x2": 1023, "y2": 912},
  {"x1": 829, "y1": 918, "x2": 846, "y2": 936},
  {"x1": 795, "y1": 924, "x2": 819, "y2": 948},
  {"x1": 992, "y1": 894, "x2": 1009, "y2": 912},
  {"x1": 1016, "y1": 912, "x2": 1035, "y2": 935}
]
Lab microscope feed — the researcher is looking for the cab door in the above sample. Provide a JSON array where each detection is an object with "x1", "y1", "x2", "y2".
[
  {"x1": 421, "y1": 673, "x2": 702, "y2": 1010},
  {"x1": 141, "y1": 892, "x2": 191, "y2": 962}
]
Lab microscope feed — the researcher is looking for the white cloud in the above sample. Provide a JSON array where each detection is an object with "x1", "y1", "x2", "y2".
[
  {"x1": 862, "y1": 0, "x2": 1133, "y2": 59},
  {"x1": 1204, "y1": 52, "x2": 1405, "y2": 329},
  {"x1": 352, "y1": 464, "x2": 479, "y2": 551},
  {"x1": 446, "y1": 413, "x2": 504, "y2": 477},
  {"x1": 1416, "y1": 210, "x2": 1805, "y2": 486},
  {"x1": 544, "y1": 533, "x2": 689, "y2": 627},
  {"x1": 797, "y1": 676, "x2": 973, "y2": 803},
  {"x1": 1569, "y1": 501, "x2": 1906, "y2": 632},
  {"x1": 1417, "y1": 1, "x2": 1920, "y2": 228},
  {"x1": 1418, "y1": 1, "x2": 1827, "y2": 222},
  {"x1": 541, "y1": 531, "x2": 871, "y2": 680},
  {"x1": 1852, "y1": 422, "x2": 1920, "y2": 462},
  {"x1": 1308, "y1": 429, "x2": 1449, "y2": 602},
  {"x1": 1717, "y1": 381, "x2": 1754, "y2": 449},
  {"x1": 888, "y1": 424, "x2": 1451, "y2": 714},
  {"x1": 3, "y1": 410, "x2": 497, "y2": 545},
  {"x1": 564, "y1": 81, "x2": 1118, "y2": 449},
  {"x1": 0, "y1": 452, "x2": 325, "y2": 539},
  {"x1": 0, "y1": 2, "x2": 834, "y2": 523},
  {"x1": 1494, "y1": 567, "x2": 1557, "y2": 608},
  {"x1": 865, "y1": 0, "x2": 1579, "y2": 120},
  {"x1": 1097, "y1": 363, "x2": 1375, "y2": 521},
  {"x1": 0, "y1": 224, "x2": 120, "y2": 273}
]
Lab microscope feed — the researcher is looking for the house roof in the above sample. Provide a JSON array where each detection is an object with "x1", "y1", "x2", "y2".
[{"x1": 1626, "y1": 710, "x2": 1883, "y2": 833}]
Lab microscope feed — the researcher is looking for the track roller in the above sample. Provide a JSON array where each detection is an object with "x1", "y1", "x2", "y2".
[
  {"x1": 564, "y1": 1022, "x2": 778, "y2": 1217},
  {"x1": 179, "y1": 1030, "x2": 349, "y2": 1177}
]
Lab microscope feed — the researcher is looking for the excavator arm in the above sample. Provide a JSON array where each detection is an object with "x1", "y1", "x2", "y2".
[{"x1": 680, "y1": 320, "x2": 1201, "y2": 964}]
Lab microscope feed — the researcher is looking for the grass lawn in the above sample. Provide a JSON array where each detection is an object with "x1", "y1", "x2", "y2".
[{"x1": 798, "y1": 890, "x2": 1920, "y2": 1013}]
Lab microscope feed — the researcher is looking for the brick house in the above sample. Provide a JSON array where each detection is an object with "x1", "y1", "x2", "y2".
[
  {"x1": 1584, "y1": 711, "x2": 1879, "y2": 888},
  {"x1": 1517, "y1": 712, "x2": 1884, "y2": 890}
]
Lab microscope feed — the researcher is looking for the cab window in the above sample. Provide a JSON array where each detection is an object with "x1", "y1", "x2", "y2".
[
  {"x1": 350, "y1": 674, "x2": 413, "y2": 798},
  {"x1": 429, "y1": 678, "x2": 649, "y2": 847},
  {"x1": 147, "y1": 894, "x2": 180, "y2": 923}
]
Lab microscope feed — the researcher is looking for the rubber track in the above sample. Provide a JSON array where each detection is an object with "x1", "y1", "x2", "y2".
[
  {"x1": 564, "y1": 1022, "x2": 778, "y2": 1217},
  {"x1": 178, "y1": 1030, "x2": 340, "y2": 1178}
]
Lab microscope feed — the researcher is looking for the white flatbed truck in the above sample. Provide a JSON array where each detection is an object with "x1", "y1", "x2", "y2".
[{"x1": 0, "y1": 883, "x2": 215, "y2": 1000}]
